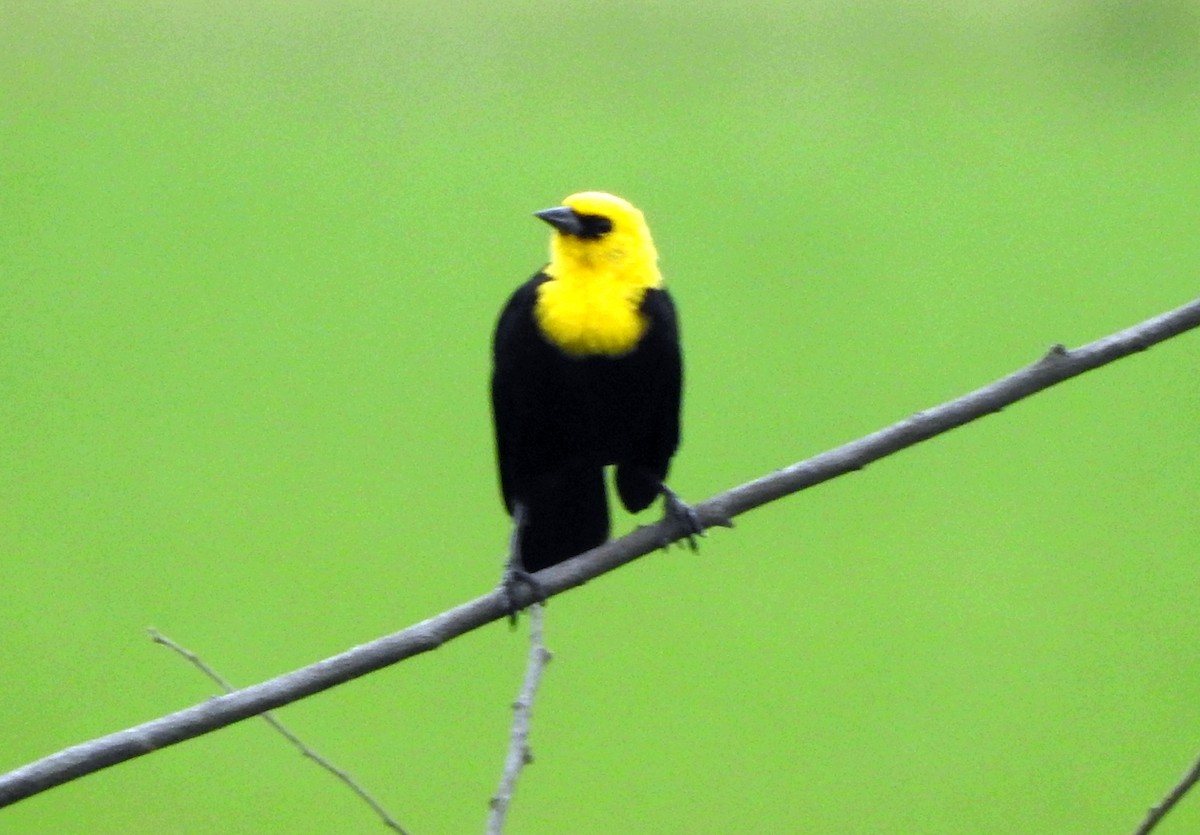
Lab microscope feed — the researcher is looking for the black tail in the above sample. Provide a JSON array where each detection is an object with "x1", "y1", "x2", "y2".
[{"x1": 517, "y1": 464, "x2": 609, "y2": 572}]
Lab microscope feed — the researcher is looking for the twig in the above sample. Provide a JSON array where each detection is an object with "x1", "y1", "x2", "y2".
[
  {"x1": 147, "y1": 629, "x2": 408, "y2": 835},
  {"x1": 486, "y1": 603, "x2": 552, "y2": 834},
  {"x1": 1, "y1": 295, "x2": 1198, "y2": 808},
  {"x1": 1133, "y1": 751, "x2": 1200, "y2": 835}
]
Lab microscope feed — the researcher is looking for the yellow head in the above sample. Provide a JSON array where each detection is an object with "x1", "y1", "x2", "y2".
[
  {"x1": 533, "y1": 192, "x2": 664, "y2": 357},
  {"x1": 539, "y1": 192, "x2": 662, "y2": 287}
]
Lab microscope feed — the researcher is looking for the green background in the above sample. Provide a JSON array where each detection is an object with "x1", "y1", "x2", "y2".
[{"x1": 3, "y1": 2, "x2": 1199, "y2": 833}]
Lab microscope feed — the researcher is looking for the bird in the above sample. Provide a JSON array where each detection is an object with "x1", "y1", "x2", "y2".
[{"x1": 490, "y1": 191, "x2": 702, "y2": 611}]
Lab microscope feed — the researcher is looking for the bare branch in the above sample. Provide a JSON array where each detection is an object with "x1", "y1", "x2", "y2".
[
  {"x1": 1, "y1": 295, "x2": 1198, "y2": 809},
  {"x1": 1133, "y1": 752, "x2": 1200, "y2": 835},
  {"x1": 487, "y1": 603, "x2": 552, "y2": 834},
  {"x1": 147, "y1": 629, "x2": 407, "y2": 834}
]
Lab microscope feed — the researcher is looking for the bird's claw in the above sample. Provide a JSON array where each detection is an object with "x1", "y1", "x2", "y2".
[
  {"x1": 500, "y1": 566, "x2": 546, "y2": 627},
  {"x1": 660, "y1": 486, "x2": 707, "y2": 552}
]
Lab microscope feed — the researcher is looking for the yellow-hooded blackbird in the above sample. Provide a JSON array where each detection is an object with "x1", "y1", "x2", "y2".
[{"x1": 491, "y1": 191, "x2": 699, "y2": 587}]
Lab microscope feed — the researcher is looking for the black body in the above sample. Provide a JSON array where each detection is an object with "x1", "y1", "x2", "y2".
[{"x1": 491, "y1": 273, "x2": 683, "y2": 571}]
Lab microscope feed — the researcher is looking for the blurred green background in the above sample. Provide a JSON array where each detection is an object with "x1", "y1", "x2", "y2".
[{"x1": 3, "y1": 2, "x2": 1199, "y2": 833}]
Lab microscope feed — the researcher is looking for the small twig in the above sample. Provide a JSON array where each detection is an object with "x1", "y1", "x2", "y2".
[
  {"x1": 1133, "y1": 751, "x2": 1200, "y2": 835},
  {"x1": 147, "y1": 628, "x2": 407, "y2": 835},
  {"x1": 486, "y1": 603, "x2": 552, "y2": 834}
]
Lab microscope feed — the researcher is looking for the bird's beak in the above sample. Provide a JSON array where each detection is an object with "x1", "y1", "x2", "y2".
[{"x1": 533, "y1": 206, "x2": 585, "y2": 236}]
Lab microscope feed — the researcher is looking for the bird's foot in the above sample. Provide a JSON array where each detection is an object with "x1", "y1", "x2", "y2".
[
  {"x1": 498, "y1": 502, "x2": 544, "y2": 627},
  {"x1": 499, "y1": 565, "x2": 546, "y2": 627},
  {"x1": 659, "y1": 485, "x2": 707, "y2": 552}
]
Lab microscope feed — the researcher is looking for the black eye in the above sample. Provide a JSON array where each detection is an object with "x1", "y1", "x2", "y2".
[{"x1": 575, "y1": 213, "x2": 613, "y2": 239}]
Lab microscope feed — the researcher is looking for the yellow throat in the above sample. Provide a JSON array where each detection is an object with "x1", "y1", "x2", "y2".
[{"x1": 534, "y1": 191, "x2": 664, "y2": 357}]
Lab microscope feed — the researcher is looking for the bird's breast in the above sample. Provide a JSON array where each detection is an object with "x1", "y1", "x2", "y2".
[{"x1": 533, "y1": 276, "x2": 648, "y2": 358}]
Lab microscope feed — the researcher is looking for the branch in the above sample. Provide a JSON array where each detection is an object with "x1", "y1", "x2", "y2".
[
  {"x1": 1133, "y1": 751, "x2": 1200, "y2": 835},
  {"x1": 487, "y1": 603, "x2": 552, "y2": 833},
  {"x1": 2, "y1": 295, "x2": 1198, "y2": 809},
  {"x1": 147, "y1": 629, "x2": 408, "y2": 834}
]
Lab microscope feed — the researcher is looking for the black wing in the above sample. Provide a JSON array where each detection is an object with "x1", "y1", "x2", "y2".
[
  {"x1": 490, "y1": 272, "x2": 549, "y2": 515},
  {"x1": 490, "y1": 272, "x2": 613, "y2": 568},
  {"x1": 614, "y1": 287, "x2": 683, "y2": 513}
]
